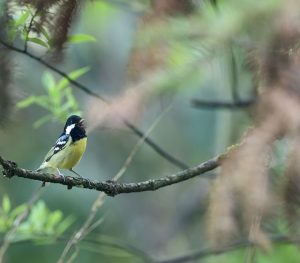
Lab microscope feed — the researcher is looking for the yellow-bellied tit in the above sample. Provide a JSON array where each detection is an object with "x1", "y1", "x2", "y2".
[{"x1": 37, "y1": 115, "x2": 87, "y2": 179}]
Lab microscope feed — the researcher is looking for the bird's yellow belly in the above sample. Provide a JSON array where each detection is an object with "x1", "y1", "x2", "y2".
[{"x1": 48, "y1": 138, "x2": 87, "y2": 169}]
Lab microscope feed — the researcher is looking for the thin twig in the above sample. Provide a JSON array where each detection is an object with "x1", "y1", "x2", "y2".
[
  {"x1": 0, "y1": 38, "x2": 189, "y2": 170},
  {"x1": 3, "y1": 233, "x2": 300, "y2": 263},
  {"x1": 114, "y1": 103, "x2": 174, "y2": 181},
  {"x1": 84, "y1": 237, "x2": 153, "y2": 262},
  {"x1": 191, "y1": 98, "x2": 255, "y2": 110},
  {"x1": 124, "y1": 120, "x2": 189, "y2": 169},
  {"x1": 0, "y1": 185, "x2": 45, "y2": 262},
  {"x1": 0, "y1": 38, "x2": 106, "y2": 101},
  {"x1": 57, "y1": 104, "x2": 174, "y2": 263},
  {"x1": 24, "y1": 9, "x2": 39, "y2": 52},
  {"x1": 0, "y1": 234, "x2": 152, "y2": 262},
  {"x1": 154, "y1": 235, "x2": 300, "y2": 263},
  {"x1": 230, "y1": 47, "x2": 239, "y2": 102}
]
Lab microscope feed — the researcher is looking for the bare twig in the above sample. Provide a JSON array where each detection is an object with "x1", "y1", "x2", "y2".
[
  {"x1": 154, "y1": 235, "x2": 300, "y2": 263},
  {"x1": 0, "y1": 185, "x2": 45, "y2": 262},
  {"x1": 191, "y1": 49, "x2": 256, "y2": 112},
  {"x1": 0, "y1": 234, "x2": 152, "y2": 262},
  {"x1": 230, "y1": 48, "x2": 239, "y2": 102},
  {"x1": 81, "y1": 236, "x2": 153, "y2": 262},
  {"x1": 0, "y1": 39, "x2": 106, "y2": 101},
  {"x1": 2, "y1": 232, "x2": 300, "y2": 263},
  {"x1": 123, "y1": 120, "x2": 189, "y2": 169},
  {"x1": 191, "y1": 98, "x2": 255, "y2": 110},
  {"x1": 0, "y1": 38, "x2": 189, "y2": 170},
  {"x1": 24, "y1": 9, "x2": 39, "y2": 52}
]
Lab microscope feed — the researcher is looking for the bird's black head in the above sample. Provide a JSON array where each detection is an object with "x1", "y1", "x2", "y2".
[
  {"x1": 65, "y1": 115, "x2": 82, "y2": 127},
  {"x1": 63, "y1": 115, "x2": 86, "y2": 141}
]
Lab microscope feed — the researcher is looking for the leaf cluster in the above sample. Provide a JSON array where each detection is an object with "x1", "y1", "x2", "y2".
[
  {"x1": 7, "y1": 3, "x2": 96, "y2": 50},
  {"x1": 17, "y1": 67, "x2": 89, "y2": 127},
  {"x1": 0, "y1": 195, "x2": 74, "y2": 244}
]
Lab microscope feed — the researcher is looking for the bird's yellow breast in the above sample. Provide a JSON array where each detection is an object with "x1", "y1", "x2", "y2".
[{"x1": 47, "y1": 137, "x2": 87, "y2": 169}]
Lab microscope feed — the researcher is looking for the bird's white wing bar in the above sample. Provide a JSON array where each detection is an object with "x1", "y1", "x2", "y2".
[{"x1": 45, "y1": 134, "x2": 70, "y2": 162}]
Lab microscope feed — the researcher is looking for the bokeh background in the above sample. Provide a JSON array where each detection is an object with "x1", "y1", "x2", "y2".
[{"x1": 1, "y1": 0, "x2": 300, "y2": 262}]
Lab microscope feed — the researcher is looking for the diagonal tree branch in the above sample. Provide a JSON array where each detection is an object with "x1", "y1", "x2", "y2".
[
  {"x1": 0, "y1": 38, "x2": 189, "y2": 170},
  {"x1": 0, "y1": 39, "x2": 107, "y2": 101},
  {"x1": 23, "y1": 9, "x2": 39, "y2": 53},
  {"x1": 230, "y1": 47, "x2": 239, "y2": 102},
  {"x1": 0, "y1": 155, "x2": 219, "y2": 196},
  {"x1": 123, "y1": 120, "x2": 189, "y2": 169}
]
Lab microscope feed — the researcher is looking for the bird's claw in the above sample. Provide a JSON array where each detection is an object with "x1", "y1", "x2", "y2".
[
  {"x1": 106, "y1": 179, "x2": 117, "y2": 184},
  {"x1": 57, "y1": 171, "x2": 66, "y2": 183}
]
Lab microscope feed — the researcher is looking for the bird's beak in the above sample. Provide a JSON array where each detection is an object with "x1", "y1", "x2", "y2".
[{"x1": 78, "y1": 119, "x2": 85, "y2": 128}]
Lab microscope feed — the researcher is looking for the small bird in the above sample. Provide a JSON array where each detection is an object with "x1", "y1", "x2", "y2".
[{"x1": 37, "y1": 115, "x2": 87, "y2": 179}]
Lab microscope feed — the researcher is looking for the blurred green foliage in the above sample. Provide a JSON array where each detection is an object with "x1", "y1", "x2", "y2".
[
  {"x1": 204, "y1": 244, "x2": 300, "y2": 263},
  {"x1": 17, "y1": 68, "x2": 88, "y2": 127},
  {"x1": 0, "y1": 195, "x2": 74, "y2": 244},
  {"x1": 7, "y1": 4, "x2": 97, "y2": 50},
  {"x1": 133, "y1": 0, "x2": 281, "y2": 94}
]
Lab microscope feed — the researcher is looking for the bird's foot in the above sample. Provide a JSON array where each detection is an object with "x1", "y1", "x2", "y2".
[
  {"x1": 69, "y1": 169, "x2": 82, "y2": 178},
  {"x1": 106, "y1": 179, "x2": 117, "y2": 184},
  {"x1": 57, "y1": 169, "x2": 66, "y2": 183},
  {"x1": 69, "y1": 169, "x2": 92, "y2": 187}
]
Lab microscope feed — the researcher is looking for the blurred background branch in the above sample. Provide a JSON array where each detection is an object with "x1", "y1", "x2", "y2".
[
  {"x1": 155, "y1": 235, "x2": 300, "y2": 263},
  {"x1": 191, "y1": 98, "x2": 255, "y2": 110}
]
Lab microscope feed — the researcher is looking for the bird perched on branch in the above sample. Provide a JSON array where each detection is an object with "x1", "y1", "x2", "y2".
[{"x1": 37, "y1": 115, "x2": 87, "y2": 179}]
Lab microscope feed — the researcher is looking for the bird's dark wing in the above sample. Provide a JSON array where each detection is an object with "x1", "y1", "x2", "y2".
[{"x1": 44, "y1": 133, "x2": 70, "y2": 162}]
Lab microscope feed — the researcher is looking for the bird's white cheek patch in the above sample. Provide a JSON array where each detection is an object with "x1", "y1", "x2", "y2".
[{"x1": 66, "y1": 124, "x2": 75, "y2": 134}]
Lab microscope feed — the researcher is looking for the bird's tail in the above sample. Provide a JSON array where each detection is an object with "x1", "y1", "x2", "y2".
[
  {"x1": 36, "y1": 162, "x2": 47, "y2": 171},
  {"x1": 36, "y1": 162, "x2": 55, "y2": 173}
]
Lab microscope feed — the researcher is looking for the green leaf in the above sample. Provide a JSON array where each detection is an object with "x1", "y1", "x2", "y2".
[
  {"x1": 10, "y1": 204, "x2": 26, "y2": 220},
  {"x1": 15, "y1": 10, "x2": 30, "y2": 27},
  {"x1": 56, "y1": 215, "x2": 74, "y2": 235},
  {"x1": 20, "y1": 67, "x2": 84, "y2": 127},
  {"x1": 2, "y1": 195, "x2": 10, "y2": 214},
  {"x1": 0, "y1": 218, "x2": 9, "y2": 232},
  {"x1": 7, "y1": 27, "x2": 18, "y2": 43},
  {"x1": 42, "y1": 71, "x2": 56, "y2": 91},
  {"x1": 68, "y1": 34, "x2": 97, "y2": 43},
  {"x1": 17, "y1": 96, "x2": 37, "y2": 108},
  {"x1": 40, "y1": 26, "x2": 51, "y2": 42},
  {"x1": 28, "y1": 201, "x2": 47, "y2": 233},
  {"x1": 27, "y1": 37, "x2": 49, "y2": 48},
  {"x1": 65, "y1": 87, "x2": 78, "y2": 110},
  {"x1": 33, "y1": 96, "x2": 51, "y2": 109},
  {"x1": 33, "y1": 115, "x2": 52, "y2": 128},
  {"x1": 18, "y1": 95, "x2": 49, "y2": 111},
  {"x1": 46, "y1": 210, "x2": 62, "y2": 233},
  {"x1": 57, "y1": 66, "x2": 90, "y2": 90},
  {"x1": 42, "y1": 72, "x2": 62, "y2": 106}
]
